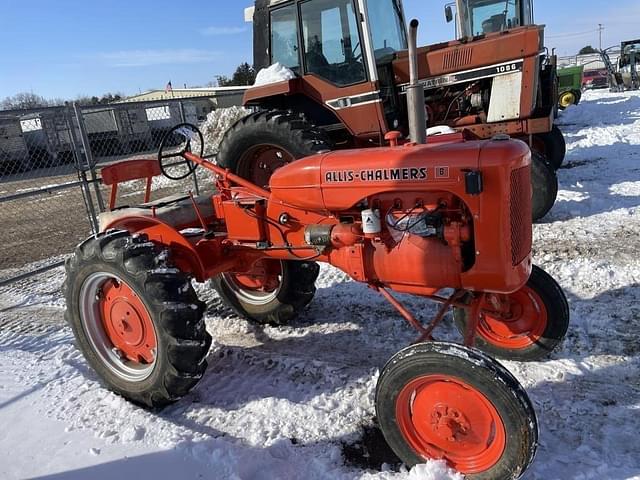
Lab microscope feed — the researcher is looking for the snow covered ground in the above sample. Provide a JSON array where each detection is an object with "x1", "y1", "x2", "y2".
[{"x1": 1, "y1": 89, "x2": 639, "y2": 480}]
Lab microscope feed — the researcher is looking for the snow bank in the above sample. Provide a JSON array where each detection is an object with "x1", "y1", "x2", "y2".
[
  {"x1": 201, "y1": 106, "x2": 250, "y2": 156},
  {"x1": 252, "y1": 63, "x2": 296, "y2": 87}
]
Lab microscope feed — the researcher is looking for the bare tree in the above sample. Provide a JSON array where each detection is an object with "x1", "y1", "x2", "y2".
[{"x1": 0, "y1": 92, "x2": 52, "y2": 111}]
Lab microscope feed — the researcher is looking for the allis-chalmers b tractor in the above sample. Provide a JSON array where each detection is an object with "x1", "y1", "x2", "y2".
[
  {"x1": 218, "y1": 0, "x2": 563, "y2": 222},
  {"x1": 65, "y1": 21, "x2": 569, "y2": 479}
]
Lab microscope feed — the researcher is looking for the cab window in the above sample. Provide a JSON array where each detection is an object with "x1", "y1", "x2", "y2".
[
  {"x1": 270, "y1": 5, "x2": 301, "y2": 74},
  {"x1": 300, "y1": 0, "x2": 366, "y2": 86}
]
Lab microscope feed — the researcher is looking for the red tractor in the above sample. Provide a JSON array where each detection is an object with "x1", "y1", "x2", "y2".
[
  {"x1": 64, "y1": 22, "x2": 569, "y2": 478},
  {"x1": 218, "y1": 0, "x2": 563, "y2": 221}
]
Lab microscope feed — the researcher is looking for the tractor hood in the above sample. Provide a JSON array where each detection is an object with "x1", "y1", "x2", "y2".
[{"x1": 269, "y1": 136, "x2": 530, "y2": 212}]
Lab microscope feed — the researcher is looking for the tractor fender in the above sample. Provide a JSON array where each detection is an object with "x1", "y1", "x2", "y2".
[{"x1": 104, "y1": 215, "x2": 207, "y2": 281}]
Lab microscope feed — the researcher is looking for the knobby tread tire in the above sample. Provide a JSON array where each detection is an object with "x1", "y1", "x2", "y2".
[
  {"x1": 211, "y1": 261, "x2": 320, "y2": 325},
  {"x1": 65, "y1": 230, "x2": 212, "y2": 408},
  {"x1": 216, "y1": 110, "x2": 332, "y2": 176}
]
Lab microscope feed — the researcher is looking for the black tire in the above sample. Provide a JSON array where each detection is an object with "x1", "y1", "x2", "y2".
[
  {"x1": 531, "y1": 151, "x2": 558, "y2": 222},
  {"x1": 453, "y1": 265, "x2": 570, "y2": 362},
  {"x1": 64, "y1": 230, "x2": 212, "y2": 408},
  {"x1": 217, "y1": 110, "x2": 332, "y2": 186},
  {"x1": 376, "y1": 342, "x2": 538, "y2": 479},
  {"x1": 534, "y1": 125, "x2": 566, "y2": 170},
  {"x1": 573, "y1": 89, "x2": 582, "y2": 105},
  {"x1": 211, "y1": 260, "x2": 320, "y2": 325}
]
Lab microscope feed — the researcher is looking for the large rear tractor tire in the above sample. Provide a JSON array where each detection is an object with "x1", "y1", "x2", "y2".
[
  {"x1": 531, "y1": 152, "x2": 558, "y2": 222},
  {"x1": 211, "y1": 260, "x2": 320, "y2": 325},
  {"x1": 533, "y1": 125, "x2": 566, "y2": 170},
  {"x1": 453, "y1": 265, "x2": 570, "y2": 361},
  {"x1": 216, "y1": 110, "x2": 332, "y2": 188},
  {"x1": 65, "y1": 230, "x2": 212, "y2": 408},
  {"x1": 376, "y1": 342, "x2": 538, "y2": 479}
]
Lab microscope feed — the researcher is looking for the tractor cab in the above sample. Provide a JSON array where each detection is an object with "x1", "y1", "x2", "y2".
[
  {"x1": 446, "y1": 0, "x2": 534, "y2": 38},
  {"x1": 249, "y1": 0, "x2": 407, "y2": 83}
]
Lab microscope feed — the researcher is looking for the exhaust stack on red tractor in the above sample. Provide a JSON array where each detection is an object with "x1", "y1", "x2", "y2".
[{"x1": 63, "y1": 20, "x2": 569, "y2": 477}]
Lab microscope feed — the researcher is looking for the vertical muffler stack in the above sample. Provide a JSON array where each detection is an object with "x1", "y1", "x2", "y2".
[{"x1": 407, "y1": 19, "x2": 427, "y2": 145}]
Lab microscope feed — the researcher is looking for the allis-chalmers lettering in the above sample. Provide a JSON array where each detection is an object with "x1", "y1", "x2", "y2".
[{"x1": 325, "y1": 167, "x2": 428, "y2": 183}]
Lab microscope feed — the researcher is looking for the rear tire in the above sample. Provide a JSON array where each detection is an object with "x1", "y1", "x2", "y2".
[
  {"x1": 534, "y1": 125, "x2": 566, "y2": 170},
  {"x1": 65, "y1": 230, "x2": 212, "y2": 408},
  {"x1": 531, "y1": 152, "x2": 558, "y2": 222},
  {"x1": 211, "y1": 260, "x2": 320, "y2": 325},
  {"x1": 453, "y1": 265, "x2": 570, "y2": 361},
  {"x1": 217, "y1": 110, "x2": 332, "y2": 188},
  {"x1": 376, "y1": 342, "x2": 538, "y2": 479}
]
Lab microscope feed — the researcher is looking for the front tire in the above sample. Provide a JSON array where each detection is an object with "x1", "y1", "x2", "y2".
[
  {"x1": 376, "y1": 342, "x2": 538, "y2": 479},
  {"x1": 453, "y1": 265, "x2": 570, "y2": 361},
  {"x1": 65, "y1": 230, "x2": 212, "y2": 408},
  {"x1": 531, "y1": 151, "x2": 558, "y2": 222}
]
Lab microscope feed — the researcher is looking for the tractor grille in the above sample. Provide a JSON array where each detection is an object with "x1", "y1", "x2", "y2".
[
  {"x1": 443, "y1": 48, "x2": 473, "y2": 70},
  {"x1": 510, "y1": 166, "x2": 532, "y2": 266}
]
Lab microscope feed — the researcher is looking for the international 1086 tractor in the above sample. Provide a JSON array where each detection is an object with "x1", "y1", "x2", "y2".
[
  {"x1": 217, "y1": 0, "x2": 564, "y2": 222},
  {"x1": 65, "y1": 20, "x2": 570, "y2": 479}
]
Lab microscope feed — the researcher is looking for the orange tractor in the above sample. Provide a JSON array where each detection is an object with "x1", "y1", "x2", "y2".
[
  {"x1": 65, "y1": 21, "x2": 569, "y2": 479},
  {"x1": 219, "y1": 0, "x2": 563, "y2": 221}
]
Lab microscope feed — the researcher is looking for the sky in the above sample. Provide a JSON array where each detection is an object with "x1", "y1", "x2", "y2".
[{"x1": 1, "y1": 0, "x2": 638, "y2": 100}]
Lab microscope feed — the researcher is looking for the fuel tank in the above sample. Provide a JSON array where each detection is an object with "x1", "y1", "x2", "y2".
[{"x1": 269, "y1": 136, "x2": 528, "y2": 213}]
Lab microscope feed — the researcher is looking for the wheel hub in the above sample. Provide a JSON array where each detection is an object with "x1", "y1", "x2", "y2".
[
  {"x1": 396, "y1": 375, "x2": 506, "y2": 473},
  {"x1": 478, "y1": 287, "x2": 548, "y2": 349},
  {"x1": 99, "y1": 280, "x2": 156, "y2": 364}
]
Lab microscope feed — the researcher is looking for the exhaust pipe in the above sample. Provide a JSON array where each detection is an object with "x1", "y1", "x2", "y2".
[{"x1": 407, "y1": 19, "x2": 427, "y2": 145}]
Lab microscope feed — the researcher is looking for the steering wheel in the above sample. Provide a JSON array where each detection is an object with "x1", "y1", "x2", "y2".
[{"x1": 157, "y1": 123, "x2": 204, "y2": 181}]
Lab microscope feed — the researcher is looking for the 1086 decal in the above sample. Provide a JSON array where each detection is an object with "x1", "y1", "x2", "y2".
[{"x1": 325, "y1": 167, "x2": 428, "y2": 183}]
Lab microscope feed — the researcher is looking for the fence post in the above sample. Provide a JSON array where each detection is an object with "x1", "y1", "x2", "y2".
[
  {"x1": 73, "y1": 103, "x2": 106, "y2": 213},
  {"x1": 68, "y1": 103, "x2": 99, "y2": 234},
  {"x1": 179, "y1": 100, "x2": 200, "y2": 195}
]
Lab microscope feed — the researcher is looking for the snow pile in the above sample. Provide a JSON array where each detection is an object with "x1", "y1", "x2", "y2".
[
  {"x1": 252, "y1": 62, "x2": 296, "y2": 87},
  {"x1": 1, "y1": 89, "x2": 640, "y2": 479},
  {"x1": 200, "y1": 106, "x2": 250, "y2": 156}
]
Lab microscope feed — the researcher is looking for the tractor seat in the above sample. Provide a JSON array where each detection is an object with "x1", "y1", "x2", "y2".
[
  {"x1": 98, "y1": 158, "x2": 213, "y2": 232},
  {"x1": 98, "y1": 194, "x2": 214, "y2": 232}
]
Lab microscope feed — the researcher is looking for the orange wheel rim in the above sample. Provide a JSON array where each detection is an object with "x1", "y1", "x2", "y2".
[
  {"x1": 227, "y1": 259, "x2": 282, "y2": 293},
  {"x1": 395, "y1": 375, "x2": 506, "y2": 473},
  {"x1": 99, "y1": 278, "x2": 157, "y2": 364},
  {"x1": 478, "y1": 287, "x2": 548, "y2": 349}
]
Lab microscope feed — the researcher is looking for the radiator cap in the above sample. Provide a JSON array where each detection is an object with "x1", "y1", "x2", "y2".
[{"x1": 492, "y1": 133, "x2": 511, "y2": 141}]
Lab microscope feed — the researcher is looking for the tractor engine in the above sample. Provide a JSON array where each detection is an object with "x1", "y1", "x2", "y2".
[{"x1": 267, "y1": 134, "x2": 533, "y2": 296}]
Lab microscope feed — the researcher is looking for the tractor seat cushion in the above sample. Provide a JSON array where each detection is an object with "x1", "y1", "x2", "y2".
[{"x1": 98, "y1": 194, "x2": 213, "y2": 231}]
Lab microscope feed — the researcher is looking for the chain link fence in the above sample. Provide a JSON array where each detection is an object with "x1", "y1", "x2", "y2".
[{"x1": 0, "y1": 96, "x2": 237, "y2": 285}]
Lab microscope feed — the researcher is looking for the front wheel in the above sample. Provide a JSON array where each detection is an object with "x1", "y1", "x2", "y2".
[
  {"x1": 453, "y1": 265, "x2": 569, "y2": 361},
  {"x1": 376, "y1": 342, "x2": 538, "y2": 479},
  {"x1": 65, "y1": 230, "x2": 212, "y2": 408}
]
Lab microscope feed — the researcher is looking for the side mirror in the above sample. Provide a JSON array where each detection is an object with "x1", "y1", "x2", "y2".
[{"x1": 445, "y1": 5, "x2": 454, "y2": 23}]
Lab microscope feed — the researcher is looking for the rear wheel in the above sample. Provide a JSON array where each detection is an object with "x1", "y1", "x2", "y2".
[
  {"x1": 216, "y1": 110, "x2": 332, "y2": 188},
  {"x1": 453, "y1": 265, "x2": 569, "y2": 361},
  {"x1": 65, "y1": 230, "x2": 212, "y2": 408},
  {"x1": 211, "y1": 260, "x2": 320, "y2": 325},
  {"x1": 531, "y1": 152, "x2": 558, "y2": 222},
  {"x1": 533, "y1": 125, "x2": 566, "y2": 170},
  {"x1": 376, "y1": 342, "x2": 538, "y2": 479}
]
